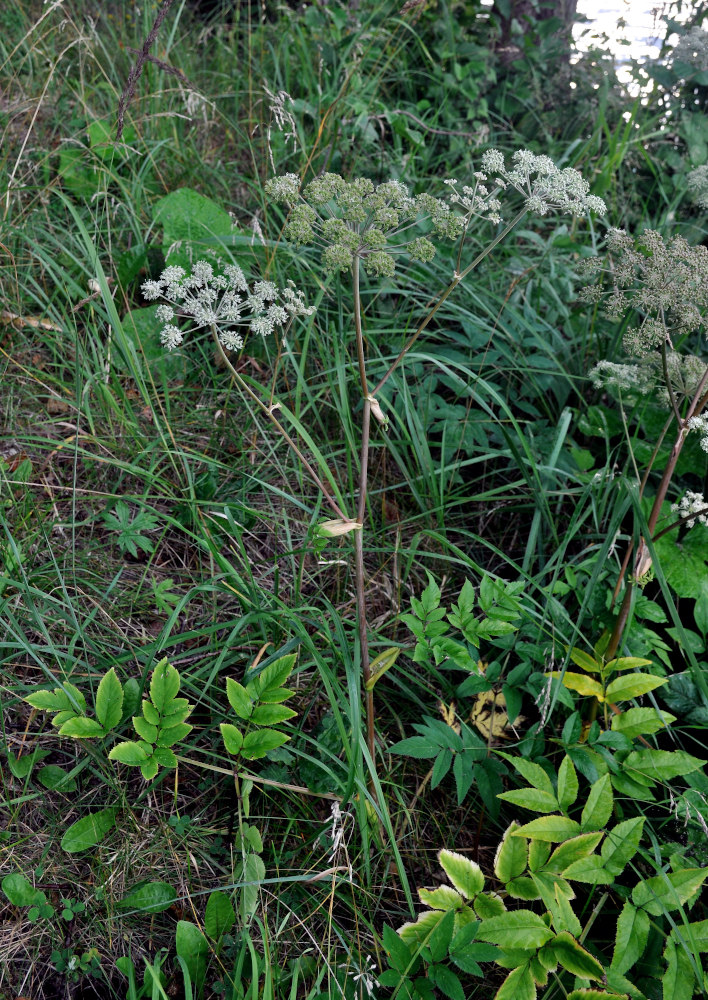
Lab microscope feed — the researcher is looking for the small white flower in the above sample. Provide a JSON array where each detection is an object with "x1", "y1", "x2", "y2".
[
  {"x1": 160, "y1": 325, "x2": 183, "y2": 350},
  {"x1": 155, "y1": 304, "x2": 174, "y2": 323}
]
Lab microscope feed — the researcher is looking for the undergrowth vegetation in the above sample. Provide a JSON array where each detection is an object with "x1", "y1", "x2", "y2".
[{"x1": 1, "y1": 1, "x2": 708, "y2": 998}]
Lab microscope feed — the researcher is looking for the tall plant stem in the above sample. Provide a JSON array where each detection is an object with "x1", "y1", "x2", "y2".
[
  {"x1": 605, "y1": 373, "x2": 708, "y2": 661},
  {"x1": 351, "y1": 258, "x2": 376, "y2": 773},
  {"x1": 211, "y1": 328, "x2": 347, "y2": 520}
]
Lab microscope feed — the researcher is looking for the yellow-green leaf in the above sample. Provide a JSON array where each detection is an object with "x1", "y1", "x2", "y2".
[
  {"x1": 494, "y1": 822, "x2": 528, "y2": 883},
  {"x1": 497, "y1": 788, "x2": 560, "y2": 813},
  {"x1": 551, "y1": 931, "x2": 604, "y2": 980},
  {"x1": 418, "y1": 885, "x2": 464, "y2": 910},
  {"x1": 605, "y1": 673, "x2": 666, "y2": 702},
  {"x1": 365, "y1": 647, "x2": 401, "y2": 690},
  {"x1": 580, "y1": 774, "x2": 613, "y2": 832},
  {"x1": 551, "y1": 672, "x2": 604, "y2": 699},
  {"x1": 557, "y1": 755, "x2": 579, "y2": 812},
  {"x1": 569, "y1": 648, "x2": 603, "y2": 673},
  {"x1": 439, "y1": 849, "x2": 484, "y2": 898},
  {"x1": 513, "y1": 817, "x2": 581, "y2": 843},
  {"x1": 604, "y1": 656, "x2": 653, "y2": 672},
  {"x1": 611, "y1": 707, "x2": 675, "y2": 740}
]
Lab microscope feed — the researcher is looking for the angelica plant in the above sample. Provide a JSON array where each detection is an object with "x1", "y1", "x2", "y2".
[{"x1": 584, "y1": 228, "x2": 708, "y2": 660}]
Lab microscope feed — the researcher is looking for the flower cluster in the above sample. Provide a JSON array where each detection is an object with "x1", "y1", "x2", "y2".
[
  {"x1": 671, "y1": 490, "x2": 708, "y2": 528},
  {"x1": 447, "y1": 148, "x2": 606, "y2": 222},
  {"x1": 266, "y1": 155, "x2": 604, "y2": 279},
  {"x1": 671, "y1": 26, "x2": 708, "y2": 72},
  {"x1": 266, "y1": 172, "x2": 462, "y2": 277},
  {"x1": 687, "y1": 164, "x2": 708, "y2": 210},
  {"x1": 579, "y1": 229, "x2": 708, "y2": 357},
  {"x1": 141, "y1": 259, "x2": 314, "y2": 351},
  {"x1": 589, "y1": 352, "x2": 707, "y2": 408},
  {"x1": 688, "y1": 414, "x2": 708, "y2": 454}
]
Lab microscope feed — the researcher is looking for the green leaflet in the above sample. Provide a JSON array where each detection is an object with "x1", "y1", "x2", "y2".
[
  {"x1": 477, "y1": 911, "x2": 555, "y2": 950},
  {"x1": 632, "y1": 868, "x2": 708, "y2": 916},
  {"x1": 494, "y1": 823, "x2": 528, "y2": 883},
  {"x1": 61, "y1": 808, "x2": 118, "y2": 853},
  {"x1": 557, "y1": 755, "x2": 579, "y2": 812},
  {"x1": 580, "y1": 774, "x2": 613, "y2": 832},
  {"x1": 623, "y1": 749, "x2": 705, "y2": 783},
  {"x1": 94, "y1": 667, "x2": 123, "y2": 731},
  {"x1": 611, "y1": 902, "x2": 650, "y2": 974},
  {"x1": 512, "y1": 816, "x2": 581, "y2": 843},
  {"x1": 439, "y1": 850, "x2": 484, "y2": 898}
]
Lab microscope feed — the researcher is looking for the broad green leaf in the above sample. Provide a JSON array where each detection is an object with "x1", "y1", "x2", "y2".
[
  {"x1": 61, "y1": 808, "x2": 118, "y2": 853},
  {"x1": 250, "y1": 704, "x2": 297, "y2": 726},
  {"x1": 161, "y1": 698, "x2": 191, "y2": 725},
  {"x1": 611, "y1": 707, "x2": 675, "y2": 740},
  {"x1": 419, "y1": 885, "x2": 464, "y2": 910},
  {"x1": 252, "y1": 653, "x2": 296, "y2": 697},
  {"x1": 204, "y1": 890, "x2": 236, "y2": 940},
  {"x1": 551, "y1": 932, "x2": 604, "y2": 980},
  {"x1": 226, "y1": 678, "x2": 253, "y2": 720},
  {"x1": 240, "y1": 851, "x2": 265, "y2": 922},
  {"x1": 679, "y1": 918, "x2": 708, "y2": 949},
  {"x1": 494, "y1": 962, "x2": 536, "y2": 1000},
  {"x1": 529, "y1": 954, "x2": 549, "y2": 987},
  {"x1": 561, "y1": 857, "x2": 613, "y2": 884},
  {"x1": 2, "y1": 873, "x2": 43, "y2": 907},
  {"x1": 156, "y1": 722, "x2": 192, "y2": 747},
  {"x1": 122, "y1": 678, "x2": 140, "y2": 720},
  {"x1": 506, "y1": 877, "x2": 541, "y2": 900},
  {"x1": 37, "y1": 765, "x2": 77, "y2": 791},
  {"x1": 581, "y1": 774, "x2": 613, "y2": 832},
  {"x1": 117, "y1": 881, "x2": 177, "y2": 913},
  {"x1": 383, "y1": 923, "x2": 415, "y2": 974},
  {"x1": 494, "y1": 822, "x2": 528, "y2": 883},
  {"x1": 557, "y1": 756, "x2": 579, "y2": 812},
  {"x1": 551, "y1": 671, "x2": 604, "y2": 699},
  {"x1": 142, "y1": 700, "x2": 160, "y2": 725},
  {"x1": 498, "y1": 754, "x2": 554, "y2": 795},
  {"x1": 545, "y1": 832, "x2": 603, "y2": 873},
  {"x1": 175, "y1": 920, "x2": 209, "y2": 988},
  {"x1": 605, "y1": 656, "x2": 654, "y2": 672},
  {"x1": 477, "y1": 911, "x2": 555, "y2": 950},
  {"x1": 662, "y1": 937, "x2": 694, "y2": 1000},
  {"x1": 429, "y1": 963, "x2": 465, "y2": 1000},
  {"x1": 149, "y1": 659, "x2": 180, "y2": 712},
  {"x1": 25, "y1": 689, "x2": 71, "y2": 712},
  {"x1": 429, "y1": 908, "x2": 455, "y2": 963},
  {"x1": 152, "y1": 746, "x2": 177, "y2": 768},
  {"x1": 612, "y1": 902, "x2": 650, "y2": 974},
  {"x1": 473, "y1": 892, "x2": 505, "y2": 918},
  {"x1": 439, "y1": 850, "x2": 484, "y2": 898},
  {"x1": 133, "y1": 716, "x2": 158, "y2": 744},
  {"x1": 140, "y1": 757, "x2": 159, "y2": 780},
  {"x1": 605, "y1": 673, "x2": 666, "y2": 702},
  {"x1": 569, "y1": 648, "x2": 603, "y2": 673},
  {"x1": 548, "y1": 885, "x2": 581, "y2": 937},
  {"x1": 399, "y1": 909, "x2": 446, "y2": 948},
  {"x1": 58, "y1": 717, "x2": 106, "y2": 739},
  {"x1": 623, "y1": 749, "x2": 705, "y2": 783},
  {"x1": 632, "y1": 868, "x2": 708, "y2": 916},
  {"x1": 497, "y1": 788, "x2": 560, "y2": 812},
  {"x1": 513, "y1": 816, "x2": 581, "y2": 842},
  {"x1": 95, "y1": 668, "x2": 123, "y2": 731},
  {"x1": 109, "y1": 741, "x2": 149, "y2": 766},
  {"x1": 242, "y1": 728, "x2": 290, "y2": 759},
  {"x1": 7, "y1": 748, "x2": 50, "y2": 778},
  {"x1": 528, "y1": 839, "x2": 551, "y2": 871},
  {"x1": 220, "y1": 723, "x2": 243, "y2": 755}
]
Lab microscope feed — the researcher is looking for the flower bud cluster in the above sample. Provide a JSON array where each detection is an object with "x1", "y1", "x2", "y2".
[
  {"x1": 141, "y1": 259, "x2": 314, "y2": 351},
  {"x1": 671, "y1": 490, "x2": 708, "y2": 528},
  {"x1": 688, "y1": 414, "x2": 708, "y2": 454},
  {"x1": 589, "y1": 352, "x2": 707, "y2": 409},
  {"x1": 687, "y1": 165, "x2": 708, "y2": 210},
  {"x1": 266, "y1": 172, "x2": 463, "y2": 277},
  {"x1": 579, "y1": 229, "x2": 708, "y2": 357}
]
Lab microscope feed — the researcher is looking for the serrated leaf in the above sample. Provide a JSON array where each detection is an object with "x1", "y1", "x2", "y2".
[
  {"x1": 557, "y1": 755, "x2": 579, "y2": 812},
  {"x1": 58, "y1": 717, "x2": 106, "y2": 739},
  {"x1": 477, "y1": 911, "x2": 555, "y2": 950},
  {"x1": 429, "y1": 963, "x2": 465, "y2": 1000},
  {"x1": 250, "y1": 703, "x2": 297, "y2": 726},
  {"x1": 204, "y1": 890, "x2": 236, "y2": 940},
  {"x1": 545, "y1": 832, "x2": 603, "y2": 873},
  {"x1": 494, "y1": 962, "x2": 536, "y2": 1000},
  {"x1": 623, "y1": 749, "x2": 704, "y2": 782},
  {"x1": 429, "y1": 908, "x2": 456, "y2": 963},
  {"x1": 61, "y1": 808, "x2": 118, "y2": 853},
  {"x1": 499, "y1": 755, "x2": 554, "y2": 795},
  {"x1": 605, "y1": 657, "x2": 654, "y2": 672},
  {"x1": 419, "y1": 885, "x2": 464, "y2": 910},
  {"x1": 25, "y1": 689, "x2": 71, "y2": 712},
  {"x1": 611, "y1": 707, "x2": 675, "y2": 740},
  {"x1": 399, "y1": 909, "x2": 446, "y2": 948},
  {"x1": 551, "y1": 671, "x2": 604, "y2": 699},
  {"x1": 497, "y1": 788, "x2": 560, "y2": 812},
  {"x1": 549, "y1": 884, "x2": 582, "y2": 937},
  {"x1": 601, "y1": 817, "x2": 645, "y2": 876},
  {"x1": 439, "y1": 849, "x2": 484, "y2": 898},
  {"x1": 220, "y1": 723, "x2": 243, "y2": 755},
  {"x1": 605, "y1": 674, "x2": 666, "y2": 702},
  {"x1": 95, "y1": 668, "x2": 123, "y2": 731},
  {"x1": 389, "y1": 736, "x2": 440, "y2": 758},
  {"x1": 37, "y1": 765, "x2": 77, "y2": 791},
  {"x1": 513, "y1": 816, "x2": 581, "y2": 842},
  {"x1": 149, "y1": 659, "x2": 180, "y2": 712},
  {"x1": 140, "y1": 756, "x2": 159, "y2": 780},
  {"x1": 528, "y1": 839, "x2": 551, "y2": 871},
  {"x1": 108, "y1": 741, "x2": 150, "y2": 765},
  {"x1": 156, "y1": 722, "x2": 192, "y2": 747},
  {"x1": 552, "y1": 931, "x2": 604, "y2": 980},
  {"x1": 117, "y1": 881, "x2": 176, "y2": 914},
  {"x1": 494, "y1": 822, "x2": 528, "y2": 883},
  {"x1": 632, "y1": 868, "x2": 708, "y2": 916},
  {"x1": 142, "y1": 700, "x2": 159, "y2": 725},
  {"x1": 152, "y1": 746, "x2": 177, "y2": 768},
  {"x1": 226, "y1": 678, "x2": 253, "y2": 719},
  {"x1": 580, "y1": 774, "x2": 613, "y2": 831},
  {"x1": 561, "y1": 857, "x2": 613, "y2": 884},
  {"x1": 252, "y1": 653, "x2": 296, "y2": 697},
  {"x1": 662, "y1": 937, "x2": 694, "y2": 1000},
  {"x1": 132, "y1": 716, "x2": 158, "y2": 744},
  {"x1": 242, "y1": 728, "x2": 290, "y2": 760},
  {"x1": 612, "y1": 902, "x2": 650, "y2": 974},
  {"x1": 384, "y1": 923, "x2": 415, "y2": 974},
  {"x1": 473, "y1": 892, "x2": 505, "y2": 918},
  {"x1": 567, "y1": 991, "x2": 628, "y2": 1000},
  {"x1": 506, "y1": 877, "x2": 541, "y2": 900}
]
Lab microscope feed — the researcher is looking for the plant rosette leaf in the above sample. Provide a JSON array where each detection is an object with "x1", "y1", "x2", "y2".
[
  {"x1": 61, "y1": 808, "x2": 118, "y2": 853},
  {"x1": 204, "y1": 890, "x2": 236, "y2": 940},
  {"x1": 117, "y1": 881, "x2": 177, "y2": 914}
]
